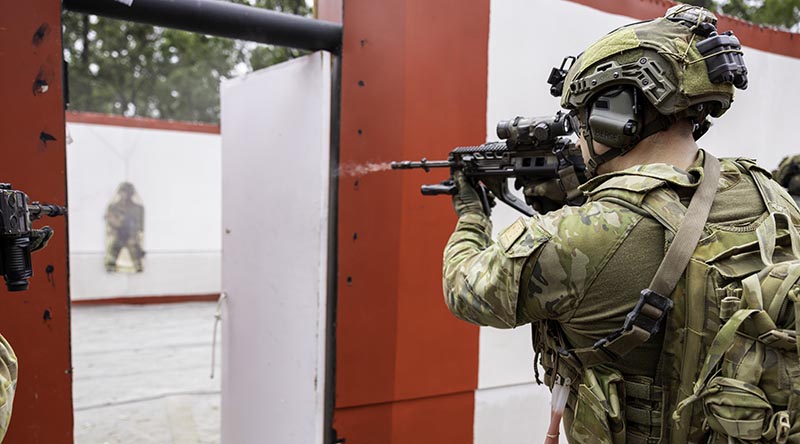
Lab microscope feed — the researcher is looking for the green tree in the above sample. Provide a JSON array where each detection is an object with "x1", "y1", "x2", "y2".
[
  {"x1": 62, "y1": 0, "x2": 310, "y2": 123},
  {"x1": 682, "y1": 0, "x2": 718, "y2": 10},
  {"x1": 682, "y1": 0, "x2": 800, "y2": 31}
]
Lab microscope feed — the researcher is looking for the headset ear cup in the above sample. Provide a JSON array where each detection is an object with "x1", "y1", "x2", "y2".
[{"x1": 587, "y1": 87, "x2": 643, "y2": 151}]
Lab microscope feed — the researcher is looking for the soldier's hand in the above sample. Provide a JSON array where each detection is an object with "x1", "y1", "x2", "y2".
[
  {"x1": 516, "y1": 178, "x2": 567, "y2": 214},
  {"x1": 452, "y1": 171, "x2": 485, "y2": 217},
  {"x1": 29, "y1": 226, "x2": 53, "y2": 252}
]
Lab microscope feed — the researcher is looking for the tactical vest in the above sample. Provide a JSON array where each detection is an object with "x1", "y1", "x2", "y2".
[{"x1": 533, "y1": 158, "x2": 800, "y2": 444}]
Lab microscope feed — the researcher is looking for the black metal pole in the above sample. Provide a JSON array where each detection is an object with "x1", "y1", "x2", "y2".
[
  {"x1": 323, "y1": 54, "x2": 342, "y2": 444},
  {"x1": 63, "y1": 0, "x2": 342, "y2": 53}
]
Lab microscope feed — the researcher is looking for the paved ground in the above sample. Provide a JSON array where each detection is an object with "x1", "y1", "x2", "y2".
[{"x1": 72, "y1": 302, "x2": 221, "y2": 444}]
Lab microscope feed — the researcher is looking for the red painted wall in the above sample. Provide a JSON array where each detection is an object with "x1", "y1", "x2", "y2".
[
  {"x1": 0, "y1": 1, "x2": 73, "y2": 442},
  {"x1": 66, "y1": 111, "x2": 220, "y2": 134},
  {"x1": 321, "y1": 0, "x2": 489, "y2": 441}
]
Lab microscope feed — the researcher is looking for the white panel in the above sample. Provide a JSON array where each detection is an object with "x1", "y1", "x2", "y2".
[
  {"x1": 221, "y1": 52, "x2": 330, "y2": 444},
  {"x1": 69, "y1": 253, "x2": 219, "y2": 299},
  {"x1": 66, "y1": 123, "x2": 221, "y2": 299},
  {"x1": 480, "y1": 0, "x2": 800, "y2": 441},
  {"x1": 485, "y1": 1, "x2": 800, "y2": 175},
  {"x1": 67, "y1": 124, "x2": 221, "y2": 252},
  {"x1": 474, "y1": 383, "x2": 565, "y2": 444},
  {"x1": 478, "y1": 325, "x2": 536, "y2": 388},
  {"x1": 699, "y1": 47, "x2": 800, "y2": 168},
  {"x1": 486, "y1": 0, "x2": 632, "y2": 149},
  {"x1": 481, "y1": 0, "x2": 633, "y2": 395}
]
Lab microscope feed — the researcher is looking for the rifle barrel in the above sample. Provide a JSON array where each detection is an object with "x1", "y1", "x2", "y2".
[
  {"x1": 29, "y1": 203, "x2": 67, "y2": 220},
  {"x1": 390, "y1": 158, "x2": 451, "y2": 172}
]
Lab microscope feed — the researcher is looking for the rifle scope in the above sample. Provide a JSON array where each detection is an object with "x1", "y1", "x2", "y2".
[{"x1": 496, "y1": 112, "x2": 572, "y2": 148}]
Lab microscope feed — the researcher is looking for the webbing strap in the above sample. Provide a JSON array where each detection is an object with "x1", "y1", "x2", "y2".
[
  {"x1": 649, "y1": 153, "x2": 720, "y2": 297},
  {"x1": 625, "y1": 379, "x2": 663, "y2": 402},
  {"x1": 749, "y1": 167, "x2": 800, "y2": 264},
  {"x1": 788, "y1": 289, "x2": 800, "y2": 419},
  {"x1": 625, "y1": 433, "x2": 661, "y2": 444},
  {"x1": 672, "y1": 307, "x2": 760, "y2": 421},
  {"x1": 768, "y1": 263, "x2": 800, "y2": 320},
  {"x1": 567, "y1": 153, "x2": 721, "y2": 367},
  {"x1": 626, "y1": 404, "x2": 662, "y2": 427},
  {"x1": 641, "y1": 188, "x2": 683, "y2": 234}
]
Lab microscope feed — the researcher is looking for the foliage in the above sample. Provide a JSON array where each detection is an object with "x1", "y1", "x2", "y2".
[
  {"x1": 62, "y1": 0, "x2": 310, "y2": 123},
  {"x1": 682, "y1": 0, "x2": 800, "y2": 31}
]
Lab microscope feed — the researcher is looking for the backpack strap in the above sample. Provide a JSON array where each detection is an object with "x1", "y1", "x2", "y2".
[
  {"x1": 649, "y1": 153, "x2": 720, "y2": 297},
  {"x1": 673, "y1": 305, "x2": 762, "y2": 422},
  {"x1": 746, "y1": 165, "x2": 800, "y2": 264},
  {"x1": 564, "y1": 153, "x2": 721, "y2": 367},
  {"x1": 787, "y1": 288, "x2": 800, "y2": 421},
  {"x1": 640, "y1": 188, "x2": 684, "y2": 234}
]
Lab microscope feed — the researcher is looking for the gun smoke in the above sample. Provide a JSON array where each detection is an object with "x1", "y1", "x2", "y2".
[{"x1": 338, "y1": 162, "x2": 393, "y2": 177}]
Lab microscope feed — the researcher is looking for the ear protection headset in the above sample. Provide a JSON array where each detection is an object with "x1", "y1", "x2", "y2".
[
  {"x1": 577, "y1": 86, "x2": 688, "y2": 175},
  {"x1": 587, "y1": 87, "x2": 643, "y2": 151}
]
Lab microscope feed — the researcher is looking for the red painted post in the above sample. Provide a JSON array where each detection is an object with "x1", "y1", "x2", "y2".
[{"x1": 0, "y1": 1, "x2": 74, "y2": 442}]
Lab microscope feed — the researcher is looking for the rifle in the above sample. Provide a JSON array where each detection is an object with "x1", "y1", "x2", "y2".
[
  {"x1": 391, "y1": 111, "x2": 586, "y2": 216},
  {"x1": 0, "y1": 184, "x2": 67, "y2": 291}
]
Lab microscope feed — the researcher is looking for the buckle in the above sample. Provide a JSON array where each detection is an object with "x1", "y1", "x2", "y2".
[
  {"x1": 758, "y1": 329, "x2": 797, "y2": 351},
  {"x1": 622, "y1": 289, "x2": 674, "y2": 335},
  {"x1": 777, "y1": 411, "x2": 791, "y2": 444}
]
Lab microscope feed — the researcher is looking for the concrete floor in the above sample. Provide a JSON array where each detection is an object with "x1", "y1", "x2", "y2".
[{"x1": 72, "y1": 302, "x2": 221, "y2": 444}]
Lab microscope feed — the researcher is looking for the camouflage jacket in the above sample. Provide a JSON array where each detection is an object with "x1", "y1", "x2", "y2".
[
  {"x1": 0, "y1": 335, "x2": 16, "y2": 440},
  {"x1": 442, "y1": 150, "x2": 769, "y2": 376}
]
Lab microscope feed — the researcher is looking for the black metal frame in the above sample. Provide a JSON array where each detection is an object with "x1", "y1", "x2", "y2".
[
  {"x1": 324, "y1": 54, "x2": 342, "y2": 444},
  {"x1": 61, "y1": 1, "x2": 343, "y2": 442},
  {"x1": 63, "y1": 0, "x2": 342, "y2": 53}
]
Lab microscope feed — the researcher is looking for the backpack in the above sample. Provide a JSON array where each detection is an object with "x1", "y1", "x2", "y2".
[
  {"x1": 564, "y1": 155, "x2": 800, "y2": 444},
  {"x1": 666, "y1": 160, "x2": 800, "y2": 444}
]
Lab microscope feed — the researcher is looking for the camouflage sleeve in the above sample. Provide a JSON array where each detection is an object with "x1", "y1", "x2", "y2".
[
  {"x1": 443, "y1": 202, "x2": 641, "y2": 327},
  {"x1": 0, "y1": 335, "x2": 17, "y2": 440},
  {"x1": 442, "y1": 212, "x2": 551, "y2": 328},
  {"x1": 518, "y1": 202, "x2": 643, "y2": 321}
]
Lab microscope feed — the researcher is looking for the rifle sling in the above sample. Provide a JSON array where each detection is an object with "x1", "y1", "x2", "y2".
[{"x1": 563, "y1": 153, "x2": 721, "y2": 368}]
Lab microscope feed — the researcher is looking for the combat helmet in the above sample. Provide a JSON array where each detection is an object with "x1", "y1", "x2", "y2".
[
  {"x1": 549, "y1": 5, "x2": 748, "y2": 176},
  {"x1": 774, "y1": 155, "x2": 800, "y2": 197}
]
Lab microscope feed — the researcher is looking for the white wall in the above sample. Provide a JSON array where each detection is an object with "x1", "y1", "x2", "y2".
[
  {"x1": 478, "y1": 1, "x2": 800, "y2": 442},
  {"x1": 220, "y1": 52, "x2": 330, "y2": 444},
  {"x1": 67, "y1": 123, "x2": 221, "y2": 299},
  {"x1": 701, "y1": 47, "x2": 800, "y2": 167}
]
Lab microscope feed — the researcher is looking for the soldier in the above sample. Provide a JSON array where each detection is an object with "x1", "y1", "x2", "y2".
[
  {"x1": 104, "y1": 182, "x2": 145, "y2": 273},
  {"x1": 442, "y1": 6, "x2": 792, "y2": 444},
  {"x1": 0, "y1": 335, "x2": 16, "y2": 441},
  {"x1": 773, "y1": 155, "x2": 800, "y2": 207}
]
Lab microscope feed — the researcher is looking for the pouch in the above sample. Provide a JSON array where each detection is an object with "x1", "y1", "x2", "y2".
[
  {"x1": 702, "y1": 376, "x2": 772, "y2": 441},
  {"x1": 571, "y1": 365, "x2": 626, "y2": 444}
]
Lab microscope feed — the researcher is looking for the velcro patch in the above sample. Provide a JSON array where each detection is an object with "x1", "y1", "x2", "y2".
[{"x1": 498, "y1": 218, "x2": 526, "y2": 252}]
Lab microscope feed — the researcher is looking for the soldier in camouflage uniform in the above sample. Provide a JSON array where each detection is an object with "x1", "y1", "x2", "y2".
[
  {"x1": 0, "y1": 336, "x2": 16, "y2": 441},
  {"x1": 442, "y1": 6, "x2": 781, "y2": 444},
  {"x1": 773, "y1": 155, "x2": 800, "y2": 207}
]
